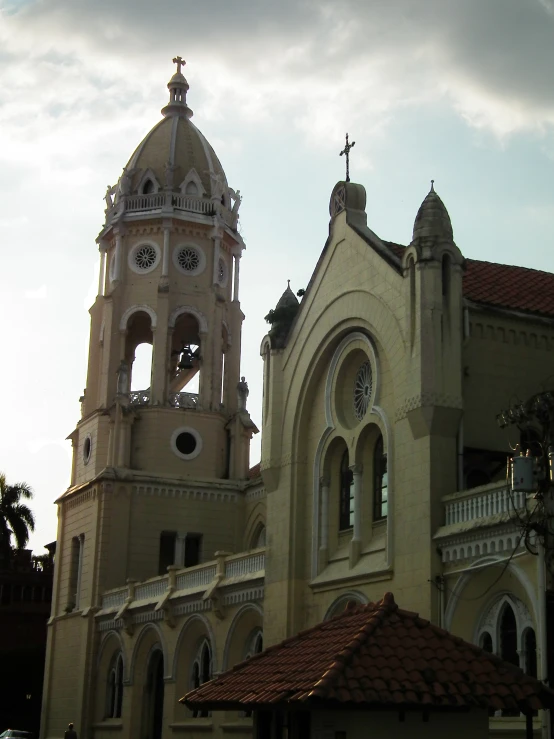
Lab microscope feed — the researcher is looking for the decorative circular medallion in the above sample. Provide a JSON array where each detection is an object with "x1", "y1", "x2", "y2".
[
  {"x1": 173, "y1": 243, "x2": 206, "y2": 276},
  {"x1": 170, "y1": 426, "x2": 203, "y2": 460},
  {"x1": 178, "y1": 247, "x2": 200, "y2": 272},
  {"x1": 134, "y1": 245, "x2": 157, "y2": 270},
  {"x1": 353, "y1": 361, "x2": 372, "y2": 421},
  {"x1": 128, "y1": 242, "x2": 161, "y2": 275}
]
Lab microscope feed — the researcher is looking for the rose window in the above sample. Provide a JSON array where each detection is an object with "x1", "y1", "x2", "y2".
[
  {"x1": 134, "y1": 245, "x2": 157, "y2": 271},
  {"x1": 178, "y1": 247, "x2": 200, "y2": 272},
  {"x1": 353, "y1": 361, "x2": 372, "y2": 421}
]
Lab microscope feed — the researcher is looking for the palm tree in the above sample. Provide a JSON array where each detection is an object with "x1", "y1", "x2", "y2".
[{"x1": 0, "y1": 472, "x2": 36, "y2": 562}]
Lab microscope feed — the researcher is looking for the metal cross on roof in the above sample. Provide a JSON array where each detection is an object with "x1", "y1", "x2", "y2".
[
  {"x1": 172, "y1": 56, "x2": 186, "y2": 75},
  {"x1": 340, "y1": 133, "x2": 356, "y2": 183}
]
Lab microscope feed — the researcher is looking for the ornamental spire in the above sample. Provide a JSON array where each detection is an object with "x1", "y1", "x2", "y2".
[{"x1": 161, "y1": 56, "x2": 193, "y2": 119}]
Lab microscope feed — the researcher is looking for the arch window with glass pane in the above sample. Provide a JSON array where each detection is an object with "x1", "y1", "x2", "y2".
[
  {"x1": 191, "y1": 640, "x2": 211, "y2": 718},
  {"x1": 106, "y1": 652, "x2": 124, "y2": 719},
  {"x1": 373, "y1": 435, "x2": 388, "y2": 521},
  {"x1": 339, "y1": 451, "x2": 354, "y2": 531}
]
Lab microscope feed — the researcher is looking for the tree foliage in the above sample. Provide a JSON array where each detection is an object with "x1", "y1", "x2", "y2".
[{"x1": 0, "y1": 472, "x2": 36, "y2": 560}]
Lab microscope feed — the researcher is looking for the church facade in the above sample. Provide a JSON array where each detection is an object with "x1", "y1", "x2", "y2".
[{"x1": 41, "y1": 60, "x2": 553, "y2": 739}]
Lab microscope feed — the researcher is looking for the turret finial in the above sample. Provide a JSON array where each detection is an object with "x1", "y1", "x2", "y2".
[
  {"x1": 430, "y1": 179, "x2": 435, "y2": 192},
  {"x1": 172, "y1": 56, "x2": 186, "y2": 75},
  {"x1": 161, "y1": 56, "x2": 193, "y2": 119}
]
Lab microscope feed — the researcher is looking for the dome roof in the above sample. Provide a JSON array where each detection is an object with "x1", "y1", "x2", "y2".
[
  {"x1": 117, "y1": 58, "x2": 228, "y2": 200},
  {"x1": 275, "y1": 281, "x2": 299, "y2": 311},
  {"x1": 412, "y1": 182, "x2": 453, "y2": 242},
  {"x1": 123, "y1": 116, "x2": 228, "y2": 199}
]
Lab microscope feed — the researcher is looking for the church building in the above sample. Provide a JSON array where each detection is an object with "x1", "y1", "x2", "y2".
[{"x1": 40, "y1": 59, "x2": 554, "y2": 739}]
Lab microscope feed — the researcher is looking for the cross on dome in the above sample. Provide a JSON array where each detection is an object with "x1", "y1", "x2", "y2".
[
  {"x1": 340, "y1": 133, "x2": 356, "y2": 183},
  {"x1": 173, "y1": 56, "x2": 186, "y2": 75}
]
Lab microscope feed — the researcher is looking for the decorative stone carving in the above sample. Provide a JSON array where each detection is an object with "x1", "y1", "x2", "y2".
[{"x1": 237, "y1": 376, "x2": 249, "y2": 410}]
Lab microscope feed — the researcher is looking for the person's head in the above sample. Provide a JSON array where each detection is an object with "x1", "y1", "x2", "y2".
[{"x1": 68, "y1": 724, "x2": 74, "y2": 730}]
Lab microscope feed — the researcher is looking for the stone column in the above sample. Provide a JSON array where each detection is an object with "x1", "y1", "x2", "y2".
[
  {"x1": 233, "y1": 254, "x2": 240, "y2": 302},
  {"x1": 350, "y1": 464, "x2": 363, "y2": 566},
  {"x1": 98, "y1": 250, "x2": 106, "y2": 296},
  {"x1": 318, "y1": 476, "x2": 330, "y2": 571},
  {"x1": 161, "y1": 221, "x2": 171, "y2": 281},
  {"x1": 113, "y1": 229, "x2": 123, "y2": 284}
]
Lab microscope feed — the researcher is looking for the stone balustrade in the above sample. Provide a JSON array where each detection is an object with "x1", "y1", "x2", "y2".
[
  {"x1": 225, "y1": 552, "x2": 265, "y2": 578},
  {"x1": 129, "y1": 390, "x2": 151, "y2": 407},
  {"x1": 443, "y1": 482, "x2": 527, "y2": 526},
  {"x1": 100, "y1": 549, "x2": 265, "y2": 612},
  {"x1": 104, "y1": 193, "x2": 237, "y2": 229},
  {"x1": 168, "y1": 392, "x2": 199, "y2": 409}
]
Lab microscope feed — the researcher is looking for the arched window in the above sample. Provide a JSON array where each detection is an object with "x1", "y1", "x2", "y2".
[
  {"x1": 252, "y1": 525, "x2": 266, "y2": 549},
  {"x1": 339, "y1": 450, "x2": 353, "y2": 531},
  {"x1": 185, "y1": 181, "x2": 198, "y2": 196},
  {"x1": 479, "y1": 632, "x2": 493, "y2": 653},
  {"x1": 106, "y1": 652, "x2": 124, "y2": 719},
  {"x1": 373, "y1": 435, "x2": 388, "y2": 520},
  {"x1": 524, "y1": 628, "x2": 537, "y2": 678},
  {"x1": 244, "y1": 630, "x2": 263, "y2": 660},
  {"x1": 441, "y1": 254, "x2": 451, "y2": 298},
  {"x1": 142, "y1": 179, "x2": 155, "y2": 195},
  {"x1": 191, "y1": 640, "x2": 211, "y2": 718},
  {"x1": 499, "y1": 603, "x2": 519, "y2": 667}
]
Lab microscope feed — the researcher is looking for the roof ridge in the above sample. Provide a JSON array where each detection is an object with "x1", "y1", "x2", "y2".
[{"x1": 309, "y1": 592, "x2": 398, "y2": 699}]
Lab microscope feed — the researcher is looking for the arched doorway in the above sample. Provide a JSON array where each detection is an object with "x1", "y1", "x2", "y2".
[{"x1": 143, "y1": 650, "x2": 164, "y2": 739}]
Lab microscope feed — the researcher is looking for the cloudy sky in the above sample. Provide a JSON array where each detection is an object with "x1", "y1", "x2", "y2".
[{"x1": 1, "y1": 0, "x2": 553, "y2": 552}]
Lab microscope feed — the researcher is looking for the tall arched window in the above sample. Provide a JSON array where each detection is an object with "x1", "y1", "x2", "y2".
[
  {"x1": 191, "y1": 640, "x2": 211, "y2": 718},
  {"x1": 373, "y1": 435, "x2": 388, "y2": 521},
  {"x1": 106, "y1": 652, "x2": 124, "y2": 718},
  {"x1": 524, "y1": 628, "x2": 537, "y2": 678},
  {"x1": 479, "y1": 632, "x2": 493, "y2": 653},
  {"x1": 339, "y1": 450, "x2": 353, "y2": 531},
  {"x1": 499, "y1": 603, "x2": 519, "y2": 667}
]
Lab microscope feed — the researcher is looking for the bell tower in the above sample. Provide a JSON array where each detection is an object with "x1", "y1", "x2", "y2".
[{"x1": 75, "y1": 57, "x2": 252, "y2": 487}]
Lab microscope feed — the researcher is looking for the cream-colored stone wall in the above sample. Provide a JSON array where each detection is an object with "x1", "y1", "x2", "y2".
[{"x1": 312, "y1": 707, "x2": 489, "y2": 739}]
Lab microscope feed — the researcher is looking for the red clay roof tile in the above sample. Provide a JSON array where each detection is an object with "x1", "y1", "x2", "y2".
[{"x1": 182, "y1": 593, "x2": 554, "y2": 713}]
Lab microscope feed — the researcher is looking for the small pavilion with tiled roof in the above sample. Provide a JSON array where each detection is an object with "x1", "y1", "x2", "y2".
[{"x1": 183, "y1": 593, "x2": 554, "y2": 739}]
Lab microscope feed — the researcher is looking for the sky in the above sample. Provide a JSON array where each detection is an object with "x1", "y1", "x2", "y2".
[{"x1": 1, "y1": 0, "x2": 554, "y2": 553}]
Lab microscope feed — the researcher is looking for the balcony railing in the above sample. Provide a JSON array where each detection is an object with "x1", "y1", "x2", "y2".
[
  {"x1": 169, "y1": 392, "x2": 199, "y2": 409},
  {"x1": 104, "y1": 193, "x2": 237, "y2": 230},
  {"x1": 443, "y1": 482, "x2": 527, "y2": 526},
  {"x1": 129, "y1": 390, "x2": 151, "y2": 407},
  {"x1": 100, "y1": 549, "x2": 265, "y2": 612}
]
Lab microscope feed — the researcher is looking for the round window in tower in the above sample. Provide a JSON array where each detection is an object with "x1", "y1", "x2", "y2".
[
  {"x1": 353, "y1": 360, "x2": 373, "y2": 421},
  {"x1": 83, "y1": 434, "x2": 92, "y2": 465},
  {"x1": 173, "y1": 243, "x2": 206, "y2": 276},
  {"x1": 170, "y1": 426, "x2": 203, "y2": 460},
  {"x1": 128, "y1": 242, "x2": 161, "y2": 275}
]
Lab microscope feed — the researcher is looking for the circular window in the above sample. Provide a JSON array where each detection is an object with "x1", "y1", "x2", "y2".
[
  {"x1": 170, "y1": 426, "x2": 203, "y2": 460},
  {"x1": 83, "y1": 435, "x2": 92, "y2": 465},
  {"x1": 334, "y1": 343, "x2": 376, "y2": 429},
  {"x1": 173, "y1": 243, "x2": 206, "y2": 276},
  {"x1": 353, "y1": 361, "x2": 373, "y2": 421},
  {"x1": 128, "y1": 242, "x2": 160, "y2": 275}
]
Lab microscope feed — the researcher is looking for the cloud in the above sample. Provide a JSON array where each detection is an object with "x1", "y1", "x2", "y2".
[
  {"x1": 1, "y1": 0, "x2": 553, "y2": 148},
  {"x1": 24, "y1": 284, "x2": 47, "y2": 300}
]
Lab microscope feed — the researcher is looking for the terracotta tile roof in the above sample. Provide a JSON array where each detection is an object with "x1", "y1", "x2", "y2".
[
  {"x1": 383, "y1": 241, "x2": 554, "y2": 318},
  {"x1": 247, "y1": 462, "x2": 261, "y2": 480},
  {"x1": 182, "y1": 593, "x2": 554, "y2": 713},
  {"x1": 463, "y1": 260, "x2": 554, "y2": 318}
]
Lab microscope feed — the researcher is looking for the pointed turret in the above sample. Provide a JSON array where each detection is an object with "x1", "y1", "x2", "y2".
[
  {"x1": 265, "y1": 281, "x2": 300, "y2": 349},
  {"x1": 412, "y1": 181, "x2": 454, "y2": 243}
]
